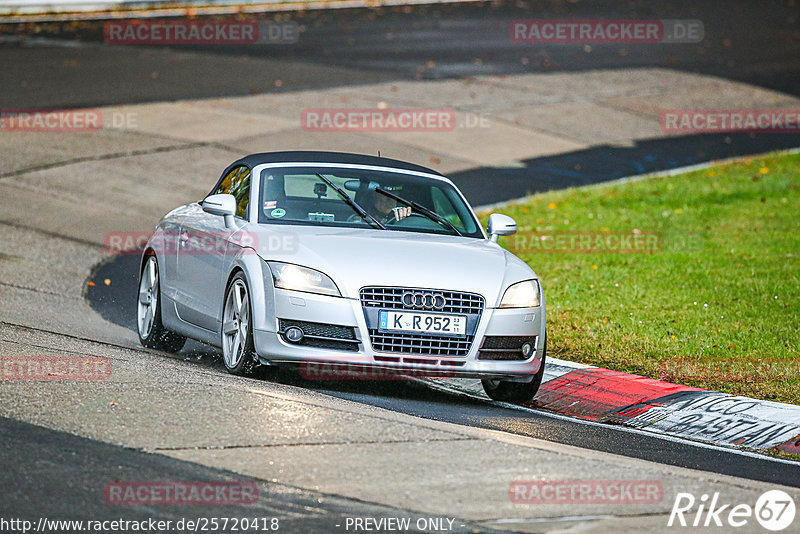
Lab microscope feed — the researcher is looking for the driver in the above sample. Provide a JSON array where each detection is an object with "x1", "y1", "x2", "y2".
[{"x1": 371, "y1": 192, "x2": 412, "y2": 223}]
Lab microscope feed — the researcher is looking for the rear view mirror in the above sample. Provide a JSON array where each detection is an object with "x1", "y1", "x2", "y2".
[
  {"x1": 202, "y1": 194, "x2": 237, "y2": 228},
  {"x1": 343, "y1": 179, "x2": 380, "y2": 192},
  {"x1": 487, "y1": 213, "x2": 517, "y2": 242}
]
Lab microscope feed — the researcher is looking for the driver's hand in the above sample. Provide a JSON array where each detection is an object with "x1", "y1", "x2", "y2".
[{"x1": 392, "y1": 206, "x2": 412, "y2": 221}]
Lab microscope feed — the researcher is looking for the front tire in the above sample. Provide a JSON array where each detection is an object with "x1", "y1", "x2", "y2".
[
  {"x1": 481, "y1": 338, "x2": 546, "y2": 403},
  {"x1": 221, "y1": 273, "x2": 258, "y2": 376},
  {"x1": 137, "y1": 254, "x2": 186, "y2": 353}
]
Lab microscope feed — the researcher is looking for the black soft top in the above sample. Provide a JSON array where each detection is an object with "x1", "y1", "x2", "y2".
[{"x1": 230, "y1": 151, "x2": 444, "y2": 177}]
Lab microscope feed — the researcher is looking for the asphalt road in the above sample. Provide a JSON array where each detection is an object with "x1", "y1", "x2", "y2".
[
  {"x1": 46, "y1": 0, "x2": 799, "y2": 491},
  {"x1": 1, "y1": 0, "x2": 798, "y2": 108},
  {"x1": 2, "y1": 0, "x2": 798, "y2": 203},
  {"x1": 86, "y1": 254, "x2": 800, "y2": 489},
  {"x1": 4, "y1": 0, "x2": 800, "y2": 523},
  {"x1": 0, "y1": 416, "x2": 506, "y2": 533}
]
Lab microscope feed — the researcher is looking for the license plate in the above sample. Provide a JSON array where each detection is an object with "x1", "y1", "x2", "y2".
[{"x1": 378, "y1": 310, "x2": 466, "y2": 336}]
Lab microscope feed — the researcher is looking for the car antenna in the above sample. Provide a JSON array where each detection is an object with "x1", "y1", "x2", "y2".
[{"x1": 377, "y1": 150, "x2": 381, "y2": 157}]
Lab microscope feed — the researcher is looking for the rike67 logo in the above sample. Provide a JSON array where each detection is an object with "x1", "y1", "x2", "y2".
[{"x1": 669, "y1": 490, "x2": 795, "y2": 531}]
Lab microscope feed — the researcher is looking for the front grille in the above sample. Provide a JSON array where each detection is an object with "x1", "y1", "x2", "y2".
[
  {"x1": 477, "y1": 336, "x2": 537, "y2": 360},
  {"x1": 360, "y1": 287, "x2": 483, "y2": 357},
  {"x1": 360, "y1": 286, "x2": 484, "y2": 315},
  {"x1": 368, "y1": 329, "x2": 473, "y2": 357},
  {"x1": 279, "y1": 319, "x2": 359, "y2": 352}
]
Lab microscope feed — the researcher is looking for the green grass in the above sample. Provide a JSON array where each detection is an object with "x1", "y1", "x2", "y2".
[{"x1": 481, "y1": 151, "x2": 800, "y2": 404}]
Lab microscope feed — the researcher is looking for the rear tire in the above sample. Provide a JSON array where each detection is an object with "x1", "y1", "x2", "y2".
[
  {"x1": 482, "y1": 337, "x2": 546, "y2": 403},
  {"x1": 137, "y1": 254, "x2": 186, "y2": 353}
]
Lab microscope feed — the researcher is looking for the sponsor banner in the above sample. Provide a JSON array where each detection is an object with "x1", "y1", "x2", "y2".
[
  {"x1": 510, "y1": 19, "x2": 703, "y2": 44},
  {"x1": 661, "y1": 109, "x2": 800, "y2": 133},
  {"x1": 603, "y1": 390, "x2": 800, "y2": 449},
  {"x1": 1, "y1": 356, "x2": 111, "y2": 380},
  {"x1": 510, "y1": 479, "x2": 663, "y2": 504},
  {"x1": 104, "y1": 481, "x2": 258, "y2": 505}
]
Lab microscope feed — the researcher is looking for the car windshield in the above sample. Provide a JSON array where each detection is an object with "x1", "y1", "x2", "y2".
[{"x1": 258, "y1": 166, "x2": 483, "y2": 238}]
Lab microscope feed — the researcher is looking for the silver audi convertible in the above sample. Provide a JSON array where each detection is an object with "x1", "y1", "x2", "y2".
[{"x1": 136, "y1": 151, "x2": 546, "y2": 401}]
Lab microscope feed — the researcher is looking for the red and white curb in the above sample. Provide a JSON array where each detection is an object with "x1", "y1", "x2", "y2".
[{"x1": 428, "y1": 358, "x2": 800, "y2": 454}]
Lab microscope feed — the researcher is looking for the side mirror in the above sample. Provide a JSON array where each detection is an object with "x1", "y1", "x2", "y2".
[
  {"x1": 487, "y1": 213, "x2": 516, "y2": 242},
  {"x1": 202, "y1": 194, "x2": 237, "y2": 228}
]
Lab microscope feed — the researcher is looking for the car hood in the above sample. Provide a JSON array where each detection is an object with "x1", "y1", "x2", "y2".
[{"x1": 250, "y1": 224, "x2": 536, "y2": 303}]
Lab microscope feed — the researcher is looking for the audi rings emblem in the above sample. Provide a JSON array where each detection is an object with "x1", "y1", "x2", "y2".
[{"x1": 401, "y1": 291, "x2": 446, "y2": 310}]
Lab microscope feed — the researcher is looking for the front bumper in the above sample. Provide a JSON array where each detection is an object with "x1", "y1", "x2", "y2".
[{"x1": 253, "y1": 288, "x2": 545, "y2": 380}]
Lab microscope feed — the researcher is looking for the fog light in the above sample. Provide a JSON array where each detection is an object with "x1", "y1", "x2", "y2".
[
  {"x1": 285, "y1": 326, "x2": 304, "y2": 343},
  {"x1": 521, "y1": 342, "x2": 533, "y2": 357}
]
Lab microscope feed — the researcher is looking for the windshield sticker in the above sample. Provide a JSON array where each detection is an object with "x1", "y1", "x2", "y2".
[
  {"x1": 270, "y1": 208, "x2": 286, "y2": 218},
  {"x1": 308, "y1": 212, "x2": 335, "y2": 222},
  {"x1": 263, "y1": 200, "x2": 277, "y2": 210}
]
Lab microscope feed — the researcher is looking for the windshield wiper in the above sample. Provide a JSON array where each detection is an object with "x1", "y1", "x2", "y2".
[
  {"x1": 375, "y1": 187, "x2": 464, "y2": 237},
  {"x1": 314, "y1": 174, "x2": 386, "y2": 230}
]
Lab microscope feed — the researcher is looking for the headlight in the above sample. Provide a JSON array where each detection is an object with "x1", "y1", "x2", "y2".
[
  {"x1": 267, "y1": 262, "x2": 341, "y2": 297},
  {"x1": 499, "y1": 279, "x2": 541, "y2": 308}
]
